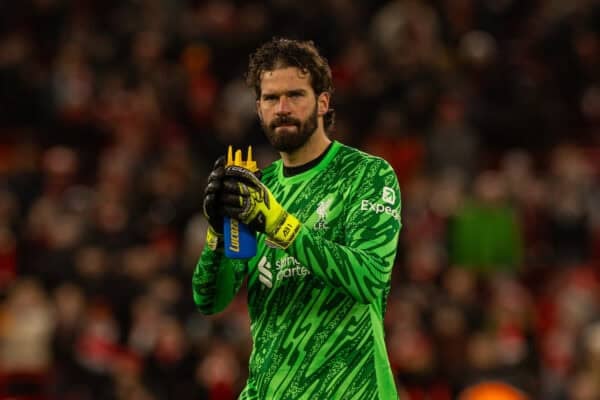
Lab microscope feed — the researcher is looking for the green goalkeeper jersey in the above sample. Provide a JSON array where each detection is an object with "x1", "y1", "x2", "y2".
[{"x1": 193, "y1": 141, "x2": 402, "y2": 399}]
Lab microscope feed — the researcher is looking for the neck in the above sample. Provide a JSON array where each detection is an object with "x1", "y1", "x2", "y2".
[{"x1": 280, "y1": 129, "x2": 331, "y2": 167}]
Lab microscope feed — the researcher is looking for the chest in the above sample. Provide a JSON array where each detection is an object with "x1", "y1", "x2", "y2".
[
  {"x1": 271, "y1": 173, "x2": 351, "y2": 239},
  {"x1": 246, "y1": 174, "x2": 350, "y2": 293}
]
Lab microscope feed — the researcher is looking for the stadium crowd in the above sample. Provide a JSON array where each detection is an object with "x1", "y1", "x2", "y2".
[{"x1": 0, "y1": 0, "x2": 599, "y2": 399}]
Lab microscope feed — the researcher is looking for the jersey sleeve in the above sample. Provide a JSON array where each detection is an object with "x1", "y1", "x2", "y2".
[
  {"x1": 192, "y1": 243, "x2": 247, "y2": 315},
  {"x1": 286, "y1": 157, "x2": 402, "y2": 306}
]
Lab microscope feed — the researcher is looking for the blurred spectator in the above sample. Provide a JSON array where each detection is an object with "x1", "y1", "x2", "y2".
[
  {"x1": 427, "y1": 89, "x2": 480, "y2": 179},
  {"x1": 545, "y1": 145, "x2": 595, "y2": 265},
  {"x1": 363, "y1": 107, "x2": 425, "y2": 186},
  {"x1": 0, "y1": 279, "x2": 54, "y2": 398},
  {"x1": 448, "y1": 170, "x2": 523, "y2": 272},
  {"x1": 0, "y1": 279, "x2": 54, "y2": 371}
]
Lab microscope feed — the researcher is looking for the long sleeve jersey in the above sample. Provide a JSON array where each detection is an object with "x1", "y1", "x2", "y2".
[{"x1": 193, "y1": 141, "x2": 402, "y2": 399}]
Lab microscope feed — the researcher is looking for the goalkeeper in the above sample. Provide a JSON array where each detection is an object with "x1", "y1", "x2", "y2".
[{"x1": 193, "y1": 38, "x2": 402, "y2": 400}]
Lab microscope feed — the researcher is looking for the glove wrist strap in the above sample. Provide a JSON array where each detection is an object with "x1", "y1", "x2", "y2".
[
  {"x1": 265, "y1": 212, "x2": 301, "y2": 249},
  {"x1": 206, "y1": 225, "x2": 224, "y2": 251}
]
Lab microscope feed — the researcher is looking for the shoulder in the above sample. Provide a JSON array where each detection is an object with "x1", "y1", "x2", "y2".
[
  {"x1": 332, "y1": 144, "x2": 400, "y2": 209},
  {"x1": 259, "y1": 159, "x2": 280, "y2": 182},
  {"x1": 333, "y1": 142, "x2": 395, "y2": 176}
]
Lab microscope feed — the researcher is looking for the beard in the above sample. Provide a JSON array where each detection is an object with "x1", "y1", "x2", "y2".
[{"x1": 262, "y1": 104, "x2": 318, "y2": 153}]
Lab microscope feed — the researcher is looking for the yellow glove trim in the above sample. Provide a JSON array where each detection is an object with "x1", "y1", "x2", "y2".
[
  {"x1": 225, "y1": 165, "x2": 302, "y2": 249},
  {"x1": 206, "y1": 225, "x2": 223, "y2": 251},
  {"x1": 265, "y1": 212, "x2": 301, "y2": 249}
]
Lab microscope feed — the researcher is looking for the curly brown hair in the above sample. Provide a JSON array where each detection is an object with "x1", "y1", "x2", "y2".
[{"x1": 246, "y1": 38, "x2": 335, "y2": 131}]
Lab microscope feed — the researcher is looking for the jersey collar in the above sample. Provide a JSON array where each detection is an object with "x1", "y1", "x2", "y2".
[{"x1": 276, "y1": 140, "x2": 341, "y2": 184}]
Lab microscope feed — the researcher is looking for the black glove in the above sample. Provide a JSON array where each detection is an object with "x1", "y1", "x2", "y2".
[
  {"x1": 202, "y1": 156, "x2": 226, "y2": 234},
  {"x1": 221, "y1": 166, "x2": 301, "y2": 249}
]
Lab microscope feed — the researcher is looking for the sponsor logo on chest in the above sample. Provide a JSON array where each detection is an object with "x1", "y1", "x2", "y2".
[{"x1": 257, "y1": 255, "x2": 310, "y2": 288}]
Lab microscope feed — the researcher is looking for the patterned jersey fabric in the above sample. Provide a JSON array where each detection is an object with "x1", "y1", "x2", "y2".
[{"x1": 193, "y1": 141, "x2": 402, "y2": 399}]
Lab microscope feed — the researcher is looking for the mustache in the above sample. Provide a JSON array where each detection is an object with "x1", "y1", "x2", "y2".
[{"x1": 269, "y1": 116, "x2": 301, "y2": 129}]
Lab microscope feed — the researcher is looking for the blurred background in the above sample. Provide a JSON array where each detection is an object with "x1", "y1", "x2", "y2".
[{"x1": 0, "y1": 0, "x2": 599, "y2": 399}]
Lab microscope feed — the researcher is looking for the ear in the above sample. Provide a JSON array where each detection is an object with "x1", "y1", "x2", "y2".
[
  {"x1": 317, "y1": 92, "x2": 330, "y2": 116},
  {"x1": 256, "y1": 100, "x2": 263, "y2": 122}
]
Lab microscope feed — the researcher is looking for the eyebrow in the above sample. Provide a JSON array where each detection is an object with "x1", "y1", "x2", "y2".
[{"x1": 261, "y1": 89, "x2": 308, "y2": 98}]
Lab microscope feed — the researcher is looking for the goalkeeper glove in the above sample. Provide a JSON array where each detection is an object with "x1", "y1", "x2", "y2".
[
  {"x1": 202, "y1": 156, "x2": 226, "y2": 248},
  {"x1": 221, "y1": 165, "x2": 301, "y2": 249}
]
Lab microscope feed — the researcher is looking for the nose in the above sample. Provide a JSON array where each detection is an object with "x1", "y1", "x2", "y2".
[{"x1": 275, "y1": 96, "x2": 291, "y2": 114}]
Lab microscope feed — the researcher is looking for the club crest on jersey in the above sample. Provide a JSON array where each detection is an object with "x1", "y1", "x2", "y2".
[{"x1": 314, "y1": 198, "x2": 332, "y2": 230}]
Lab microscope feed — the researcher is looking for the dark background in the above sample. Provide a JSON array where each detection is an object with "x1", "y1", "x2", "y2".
[{"x1": 0, "y1": 1, "x2": 599, "y2": 399}]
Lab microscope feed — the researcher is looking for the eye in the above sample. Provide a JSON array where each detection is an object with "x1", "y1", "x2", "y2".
[{"x1": 262, "y1": 94, "x2": 278, "y2": 102}]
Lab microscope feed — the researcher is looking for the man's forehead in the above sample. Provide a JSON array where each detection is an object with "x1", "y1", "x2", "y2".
[{"x1": 260, "y1": 67, "x2": 312, "y2": 90}]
